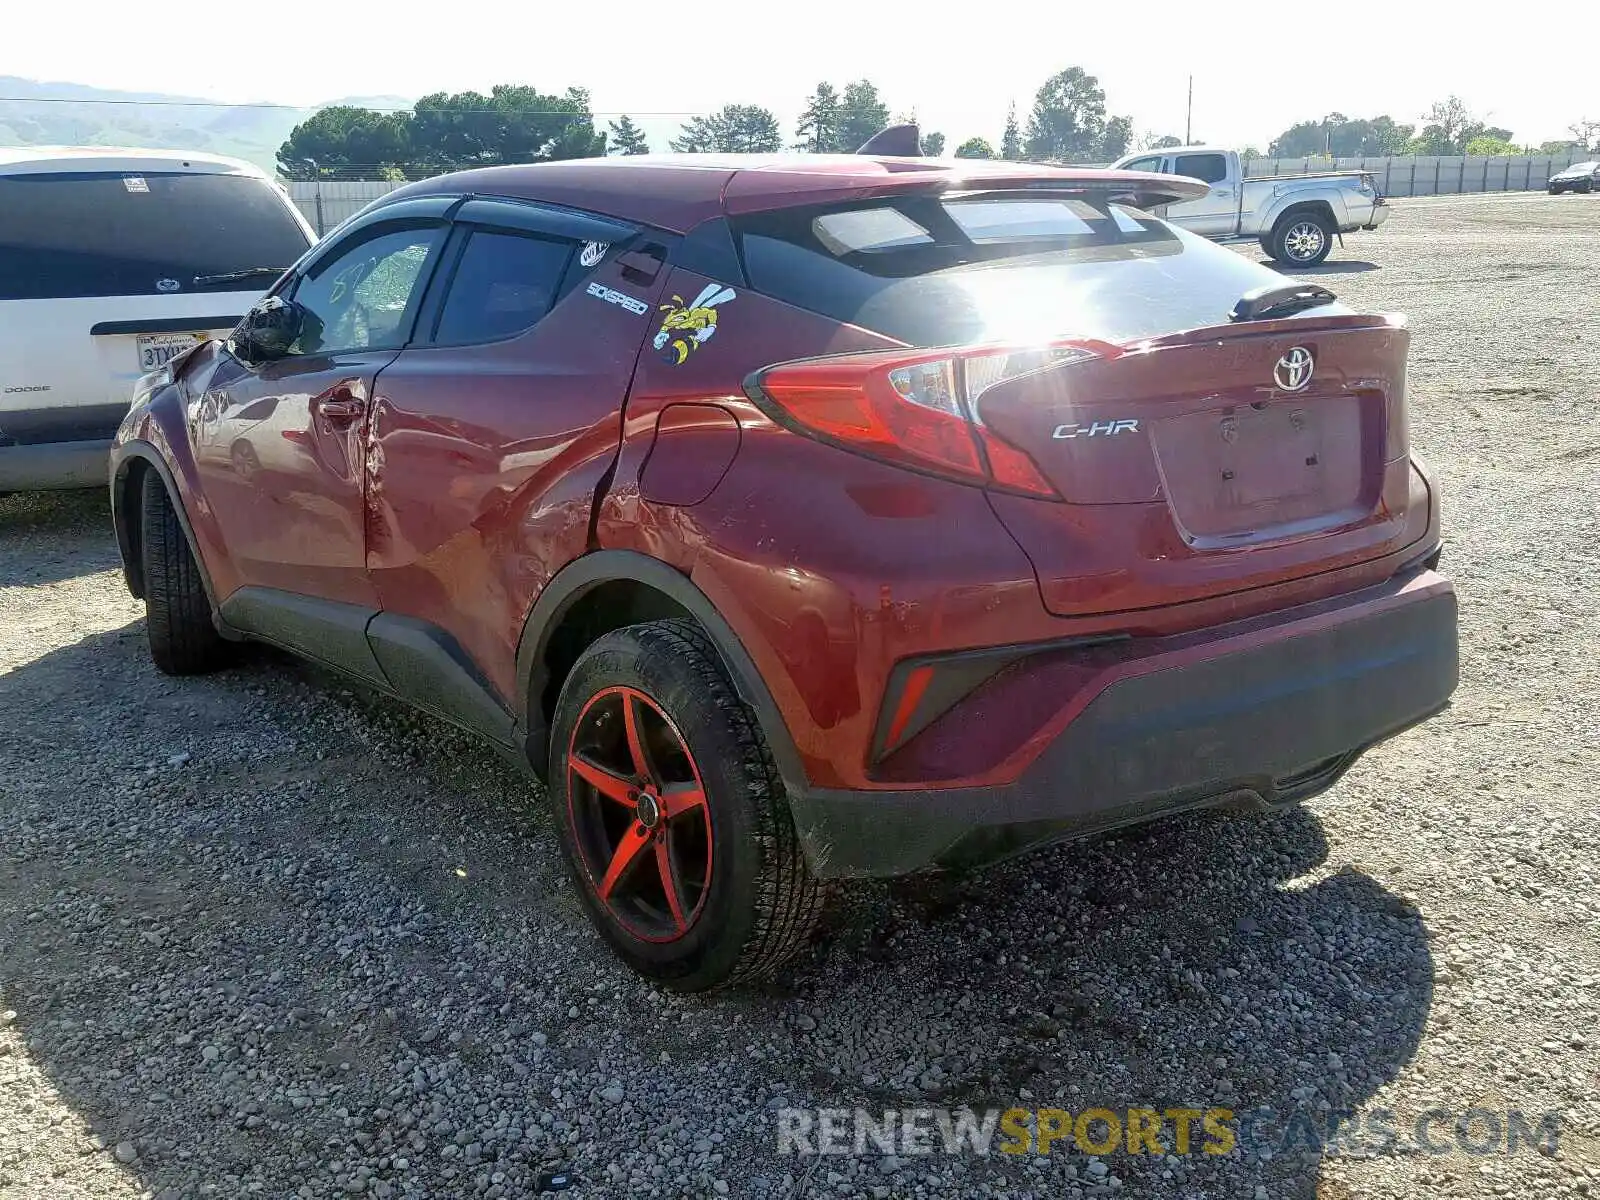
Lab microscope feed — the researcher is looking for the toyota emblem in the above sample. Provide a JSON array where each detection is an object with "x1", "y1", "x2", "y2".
[{"x1": 1273, "y1": 346, "x2": 1314, "y2": 392}]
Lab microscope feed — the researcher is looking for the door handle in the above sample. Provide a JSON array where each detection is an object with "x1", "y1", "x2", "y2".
[{"x1": 314, "y1": 386, "x2": 366, "y2": 424}]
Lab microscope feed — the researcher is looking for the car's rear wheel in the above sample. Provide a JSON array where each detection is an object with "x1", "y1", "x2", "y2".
[
  {"x1": 549, "y1": 618, "x2": 824, "y2": 991},
  {"x1": 140, "y1": 470, "x2": 230, "y2": 675},
  {"x1": 1268, "y1": 210, "x2": 1335, "y2": 267}
]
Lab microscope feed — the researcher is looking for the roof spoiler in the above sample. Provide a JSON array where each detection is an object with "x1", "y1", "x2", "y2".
[{"x1": 856, "y1": 123, "x2": 921, "y2": 156}]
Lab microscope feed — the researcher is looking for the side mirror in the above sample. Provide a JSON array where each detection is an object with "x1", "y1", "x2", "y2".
[{"x1": 233, "y1": 296, "x2": 305, "y2": 364}]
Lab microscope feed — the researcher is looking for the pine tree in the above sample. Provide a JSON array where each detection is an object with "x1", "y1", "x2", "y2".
[
  {"x1": 1000, "y1": 102, "x2": 1023, "y2": 161},
  {"x1": 837, "y1": 80, "x2": 891, "y2": 153},
  {"x1": 795, "y1": 83, "x2": 842, "y2": 153},
  {"x1": 671, "y1": 106, "x2": 782, "y2": 154},
  {"x1": 608, "y1": 114, "x2": 650, "y2": 155}
]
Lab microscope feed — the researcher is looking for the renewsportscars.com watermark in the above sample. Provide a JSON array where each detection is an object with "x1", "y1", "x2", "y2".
[{"x1": 777, "y1": 1105, "x2": 1564, "y2": 1159}]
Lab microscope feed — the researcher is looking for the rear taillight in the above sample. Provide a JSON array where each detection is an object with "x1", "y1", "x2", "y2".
[{"x1": 750, "y1": 341, "x2": 1110, "y2": 497}]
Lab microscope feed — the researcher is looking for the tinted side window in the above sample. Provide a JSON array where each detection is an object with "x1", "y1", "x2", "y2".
[
  {"x1": 290, "y1": 225, "x2": 441, "y2": 355},
  {"x1": 0, "y1": 171, "x2": 312, "y2": 301},
  {"x1": 1172, "y1": 154, "x2": 1229, "y2": 184},
  {"x1": 431, "y1": 230, "x2": 574, "y2": 345},
  {"x1": 1119, "y1": 155, "x2": 1165, "y2": 174}
]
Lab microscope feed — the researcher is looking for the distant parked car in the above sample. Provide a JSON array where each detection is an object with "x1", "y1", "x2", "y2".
[
  {"x1": 1109, "y1": 146, "x2": 1390, "y2": 267},
  {"x1": 1547, "y1": 161, "x2": 1600, "y2": 194},
  {"x1": 0, "y1": 148, "x2": 315, "y2": 492}
]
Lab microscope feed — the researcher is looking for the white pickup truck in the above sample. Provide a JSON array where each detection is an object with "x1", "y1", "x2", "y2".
[{"x1": 1109, "y1": 146, "x2": 1390, "y2": 267}]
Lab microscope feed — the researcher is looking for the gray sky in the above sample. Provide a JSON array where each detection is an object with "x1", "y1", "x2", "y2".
[{"x1": 4, "y1": 0, "x2": 1595, "y2": 150}]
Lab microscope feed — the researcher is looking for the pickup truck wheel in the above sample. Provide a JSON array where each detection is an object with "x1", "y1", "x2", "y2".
[
  {"x1": 1269, "y1": 211, "x2": 1335, "y2": 267},
  {"x1": 140, "y1": 470, "x2": 230, "y2": 676},
  {"x1": 549, "y1": 618, "x2": 825, "y2": 991}
]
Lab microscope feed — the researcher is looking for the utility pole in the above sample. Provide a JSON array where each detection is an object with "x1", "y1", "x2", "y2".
[{"x1": 1185, "y1": 76, "x2": 1193, "y2": 144}]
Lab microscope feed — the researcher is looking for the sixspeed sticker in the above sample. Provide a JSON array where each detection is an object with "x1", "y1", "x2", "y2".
[{"x1": 586, "y1": 282, "x2": 648, "y2": 316}]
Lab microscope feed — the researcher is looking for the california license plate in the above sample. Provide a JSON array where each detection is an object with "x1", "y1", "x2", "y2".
[{"x1": 135, "y1": 332, "x2": 208, "y2": 371}]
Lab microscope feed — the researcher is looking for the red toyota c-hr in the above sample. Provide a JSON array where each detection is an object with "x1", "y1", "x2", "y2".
[{"x1": 111, "y1": 148, "x2": 1458, "y2": 990}]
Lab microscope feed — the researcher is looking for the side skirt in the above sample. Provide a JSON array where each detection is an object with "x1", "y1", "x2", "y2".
[{"x1": 219, "y1": 587, "x2": 520, "y2": 755}]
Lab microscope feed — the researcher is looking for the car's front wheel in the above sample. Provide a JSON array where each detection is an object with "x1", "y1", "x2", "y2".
[
  {"x1": 549, "y1": 618, "x2": 825, "y2": 991},
  {"x1": 1268, "y1": 210, "x2": 1335, "y2": 267},
  {"x1": 139, "y1": 470, "x2": 230, "y2": 675}
]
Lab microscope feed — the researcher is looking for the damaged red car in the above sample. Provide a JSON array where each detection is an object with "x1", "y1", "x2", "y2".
[{"x1": 111, "y1": 144, "x2": 1458, "y2": 990}]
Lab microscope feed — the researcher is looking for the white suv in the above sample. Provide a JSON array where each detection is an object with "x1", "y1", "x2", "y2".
[{"x1": 0, "y1": 147, "x2": 316, "y2": 491}]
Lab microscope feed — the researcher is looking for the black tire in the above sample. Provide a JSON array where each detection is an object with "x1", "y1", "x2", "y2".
[
  {"x1": 1267, "y1": 209, "x2": 1335, "y2": 267},
  {"x1": 139, "y1": 470, "x2": 229, "y2": 675},
  {"x1": 1548, "y1": 186, "x2": 1563, "y2": 195},
  {"x1": 549, "y1": 618, "x2": 825, "y2": 991}
]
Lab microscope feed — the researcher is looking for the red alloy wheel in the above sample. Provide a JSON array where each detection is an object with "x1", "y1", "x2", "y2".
[{"x1": 565, "y1": 686, "x2": 714, "y2": 943}]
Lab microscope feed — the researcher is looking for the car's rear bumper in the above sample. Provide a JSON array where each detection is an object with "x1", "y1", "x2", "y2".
[
  {"x1": 786, "y1": 568, "x2": 1457, "y2": 879},
  {"x1": 0, "y1": 439, "x2": 111, "y2": 490}
]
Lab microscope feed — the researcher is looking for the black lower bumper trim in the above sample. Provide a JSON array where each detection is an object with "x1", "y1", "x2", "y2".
[{"x1": 788, "y1": 577, "x2": 1458, "y2": 879}]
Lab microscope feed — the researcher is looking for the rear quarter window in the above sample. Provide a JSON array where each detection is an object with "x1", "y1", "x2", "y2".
[
  {"x1": 736, "y1": 192, "x2": 1308, "y2": 347},
  {"x1": 0, "y1": 171, "x2": 311, "y2": 301},
  {"x1": 1171, "y1": 154, "x2": 1230, "y2": 184}
]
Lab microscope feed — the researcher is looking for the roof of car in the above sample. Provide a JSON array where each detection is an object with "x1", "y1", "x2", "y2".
[
  {"x1": 376, "y1": 154, "x2": 1207, "y2": 234},
  {"x1": 0, "y1": 146, "x2": 269, "y2": 177}
]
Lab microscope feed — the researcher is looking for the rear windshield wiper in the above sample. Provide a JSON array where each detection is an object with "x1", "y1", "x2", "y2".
[
  {"x1": 1229, "y1": 282, "x2": 1337, "y2": 323},
  {"x1": 192, "y1": 267, "x2": 289, "y2": 288}
]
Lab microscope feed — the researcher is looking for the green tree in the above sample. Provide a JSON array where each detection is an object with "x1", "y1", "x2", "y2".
[
  {"x1": 1464, "y1": 134, "x2": 1519, "y2": 156},
  {"x1": 407, "y1": 85, "x2": 604, "y2": 172},
  {"x1": 920, "y1": 131, "x2": 946, "y2": 157},
  {"x1": 955, "y1": 136, "x2": 996, "y2": 159},
  {"x1": 671, "y1": 105, "x2": 783, "y2": 153},
  {"x1": 1024, "y1": 67, "x2": 1113, "y2": 162},
  {"x1": 1407, "y1": 97, "x2": 1509, "y2": 156},
  {"x1": 837, "y1": 80, "x2": 891, "y2": 152},
  {"x1": 999, "y1": 103, "x2": 1022, "y2": 160},
  {"x1": 1099, "y1": 115, "x2": 1132, "y2": 161},
  {"x1": 795, "y1": 83, "x2": 843, "y2": 152},
  {"x1": 608, "y1": 114, "x2": 651, "y2": 155},
  {"x1": 1269, "y1": 113, "x2": 1414, "y2": 158},
  {"x1": 277, "y1": 106, "x2": 411, "y2": 180}
]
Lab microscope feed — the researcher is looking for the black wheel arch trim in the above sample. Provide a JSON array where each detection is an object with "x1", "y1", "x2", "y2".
[
  {"x1": 110, "y1": 440, "x2": 220, "y2": 613},
  {"x1": 514, "y1": 550, "x2": 806, "y2": 792}
]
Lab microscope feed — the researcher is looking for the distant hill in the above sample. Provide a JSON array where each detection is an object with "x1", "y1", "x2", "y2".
[{"x1": 0, "y1": 77, "x2": 413, "y2": 175}]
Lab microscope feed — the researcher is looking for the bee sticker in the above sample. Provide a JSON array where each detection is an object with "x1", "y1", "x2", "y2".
[{"x1": 653, "y1": 284, "x2": 736, "y2": 365}]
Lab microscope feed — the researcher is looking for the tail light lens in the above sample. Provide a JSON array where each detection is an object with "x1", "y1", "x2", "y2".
[{"x1": 750, "y1": 341, "x2": 1109, "y2": 498}]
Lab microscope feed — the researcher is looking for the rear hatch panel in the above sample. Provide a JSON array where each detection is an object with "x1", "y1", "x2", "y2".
[{"x1": 977, "y1": 315, "x2": 1427, "y2": 618}]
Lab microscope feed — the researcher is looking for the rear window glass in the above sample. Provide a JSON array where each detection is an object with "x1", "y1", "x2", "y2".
[
  {"x1": 0, "y1": 171, "x2": 311, "y2": 301},
  {"x1": 737, "y1": 192, "x2": 1314, "y2": 346}
]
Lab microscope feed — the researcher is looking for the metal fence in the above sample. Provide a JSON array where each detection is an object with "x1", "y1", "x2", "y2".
[
  {"x1": 288, "y1": 150, "x2": 1594, "y2": 233},
  {"x1": 1241, "y1": 150, "x2": 1592, "y2": 197}
]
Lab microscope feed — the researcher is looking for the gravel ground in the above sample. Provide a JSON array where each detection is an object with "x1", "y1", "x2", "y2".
[{"x1": 3, "y1": 193, "x2": 1598, "y2": 1200}]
